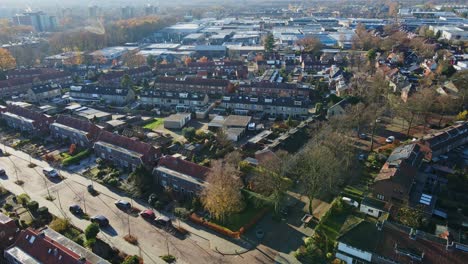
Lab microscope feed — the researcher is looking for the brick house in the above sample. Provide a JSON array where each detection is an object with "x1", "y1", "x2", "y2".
[
  {"x1": 0, "y1": 212, "x2": 18, "y2": 250},
  {"x1": 50, "y1": 115, "x2": 101, "y2": 148},
  {"x1": 1, "y1": 105, "x2": 53, "y2": 134},
  {"x1": 69, "y1": 85, "x2": 136, "y2": 105},
  {"x1": 26, "y1": 83, "x2": 62, "y2": 102},
  {"x1": 0, "y1": 71, "x2": 72, "y2": 98},
  {"x1": 153, "y1": 76, "x2": 235, "y2": 94},
  {"x1": 418, "y1": 122, "x2": 468, "y2": 161},
  {"x1": 139, "y1": 90, "x2": 209, "y2": 111},
  {"x1": 94, "y1": 131, "x2": 161, "y2": 170},
  {"x1": 153, "y1": 156, "x2": 209, "y2": 196},
  {"x1": 221, "y1": 95, "x2": 310, "y2": 117},
  {"x1": 98, "y1": 66, "x2": 152, "y2": 85},
  {"x1": 237, "y1": 81, "x2": 310, "y2": 97},
  {"x1": 371, "y1": 144, "x2": 424, "y2": 204},
  {"x1": 4, "y1": 227, "x2": 108, "y2": 264}
]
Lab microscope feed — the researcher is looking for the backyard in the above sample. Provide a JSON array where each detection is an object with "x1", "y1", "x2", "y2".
[{"x1": 143, "y1": 118, "x2": 164, "y2": 130}]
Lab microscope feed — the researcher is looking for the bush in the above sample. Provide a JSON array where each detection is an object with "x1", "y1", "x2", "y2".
[
  {"x1": 85, "y1": 223, "x2": 100, "y2": 240},
  {"x1": 84, "y1": 238, "x2": 96, "y2": 248},
  {"x1": 106, "y1": 177, "x2": 119, "y2": 187},
  {"x1": 182, "y1": 127, "x2": 196, "y2": 141},
  {"x1": 49, "y1": 218, "x2": 70, "y2": 233},
  {"x1": 174, "y1": 207, "x2": 190, "y2": 219},
  {"x1": 122, "y1": 255, "x2": 141, "y2": 264},
  {"x1": 17, "y1": 193, "x2": 31, "y2": 206},
  {"x1": 26, "y1": 201, "x2": 39, "y2": 212},
  {"x1": 154, "y1": 200, "x2": 164, "y2": 210},
  {"x1": 62, "y1": 149, "x2": 91, "y2": 166},
  {"x1": 160, "y1": 254, "x2": 176, "y2": 263},
  {"x1": 3, "y1": 203, "x2": 13, "y2": 211}
]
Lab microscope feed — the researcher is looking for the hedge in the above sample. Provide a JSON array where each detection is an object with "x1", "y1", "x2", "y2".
[
  {"x1": 189, "y1": 213, "x2": 241, "y2": 239},
  {"x1": 62, "y1": 150, "x2": 92, "y2": 166}
]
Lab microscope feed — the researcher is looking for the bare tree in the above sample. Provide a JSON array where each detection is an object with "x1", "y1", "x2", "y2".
[{"x1": 201, "y1": 160, "x2": 244, "y2": 223}]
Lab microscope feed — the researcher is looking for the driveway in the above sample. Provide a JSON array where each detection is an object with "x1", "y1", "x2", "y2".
[{"x1": 0, "y1": 145, "x2": 276, "y2": 264}]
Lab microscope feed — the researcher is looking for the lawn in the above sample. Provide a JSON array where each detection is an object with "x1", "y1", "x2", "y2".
[
  {"x1": 214, "y1": 206, "x2": 261, "y2": 231},
  {"x1": 143, "y1": 118, "x2": 164, "y2": 130},
  {"x1": 315, "y1": 200, "x2": 354, "y2": 242}
]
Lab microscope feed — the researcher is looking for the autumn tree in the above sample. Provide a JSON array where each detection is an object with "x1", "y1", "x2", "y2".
[
  {"x1": 122, "y1": 51, "x2": 146, "y2": 67},
  {"x1": 297, "y1": 37, "x2": 323, "y2": 55},
  {"x1": 198, "y1": 56, "x2": 209, "y2": 63},
  {"x1": 0, "y1": 48, "x2": 16, "y2": 71},
  {"x1": 201, "y1": 160, "x2": 244, "y2": 222}
]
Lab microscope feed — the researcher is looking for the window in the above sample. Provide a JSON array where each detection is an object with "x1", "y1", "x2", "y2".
[
  {"x1": 368, "y1": 209, "x2": 374, "y2": 213},
  {"x1": 377, "y1": 194, "x2": 384, "y2": 200}
]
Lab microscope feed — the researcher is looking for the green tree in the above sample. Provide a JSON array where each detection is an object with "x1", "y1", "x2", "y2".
[
  {"x1": 146, "y1": 54, "x2": 156, "y2": 67},
  {"x1": 120, "y1": 74, "x2": 132, "y2": 88},
  {"x1": 366, "y1": 48, "x2": 377, "y2": 64},
  {"x1": 122, "y1": 255, "x2": 140, "y2": 264},
  {"x1": 264, "y1": 33, "x2": 275, "y2": 52},
  {"x1": 182, "y1": 127, "x2": 196, "y2": 141},
  {"x1": 84, "y1": 223, "x2": 100, "y2": 240}
]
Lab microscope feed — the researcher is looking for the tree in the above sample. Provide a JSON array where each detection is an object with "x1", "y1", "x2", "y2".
[
  {"x1": 0, "y1": 48, "x2": 16, "y2": 70},
  {"x1": 224, "y1": 150, "x2": 243, "y2": 168},
  {"x1": 69, "y1": 144, "x2": 77, "y2": 155},
  {"x1": 201, "y1": 160, "x2": 244, "y2": 222},
  {"x1": 182, "y1": 127, "x2": 196, "y2": 141},
  {"x1": 253, "y1": 151, "x2": 293, "y2": 213},
  {"x1": 263, "y1": 33, "x2": 275, "y2": 52},
  {"x1": 122, "y1": 255, "x2": 141, "y2": 264},
  {"x1": 198, "y1": 56, "x2": 208, "y2": 63},
  {"x1": 184, "y1": 56, "x2": 192, "y2": 66},
  {"x1": 122, "y1": 52, "x2": 146, "y2": 67},
  {"x1": 146, "y1": 55, "x2": 156, "y2": 67},
  {"x1": 85, "y1": 223, "x2": 100, "y2": 240},
  {"x1": 397, "y1": 206, "x2": 424, "y2": 229},
  {"x1": 297, "y1": 37, "x2": 323, "y2": 55},
  {"x1": 120, "y1": 74, "x2": 132, "y2": 88}
]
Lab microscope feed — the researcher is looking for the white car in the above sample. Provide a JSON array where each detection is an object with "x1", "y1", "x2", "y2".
[
  {"x1": 342, "y1": 197, "x2": 359, "y2": 208},
  {"x1": 385, "y1": 136, "x2": 395, "y2": 143},
  {"x1": 43, "y1": 167, "x2": 59, "y2": 178}
]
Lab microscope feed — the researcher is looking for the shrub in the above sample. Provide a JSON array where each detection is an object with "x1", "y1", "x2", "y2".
[
  {"x1": 49, "y1": 218, "x2": 70, "y2": 233},
  {"x1": 85, "y1": 223, "x2": 100, "y2": 240},
  {"x1": 84, "y1": 238, "x2": 96, "y2": 248},
  {"x1": 106, "y1": 178, "x2": 119, "y2": 187},
  {"x1": 154, "y1": 200, "x2": 164, "y2": 210},
  {"x1": 160, "y1": 254, "x2": 176, "y2": 263},
  {"x1": 26, "y1": 201, "x2": 39, "y2": 212},
  {"x1": 16, "y1": 193, "x2": 31, "y2": 206},
  {"x1": 174, "y1": 207, "x2": 190, "y2": 219},
  {"x1": 62, "y1": 150, "x2": 91, "y2": 166},
  {"x1": 122, "y1": 255, "x2": 141, "y2": 264},
  {"x1": 182, "y1": 127, "x2": 196, "y2": 141},
  {"x1": 3, "y1": 203, "x2": 13, "y2": 211}
]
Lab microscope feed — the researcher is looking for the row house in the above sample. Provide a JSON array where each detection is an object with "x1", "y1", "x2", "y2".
[
  {"x1": 221, "y1": 95, "x2": 311, "y2": 117},
  {"x1": 140, "y1": 90, "x2": 209, "y2": 111},
  {"x1": 50, "y1": 115, "x2": 101, "y2": 148},
  {"x1": 337, "y1": 220, "x2": 468, "y2": 264},
  {"x1": 26, "y1": 83, "x2": 62, "y2": 103},
  {"x1": 418, "y1": 121, "x2": 468, "y2": 161},
  {"x1": 69, "y1": 85, "x2": 135, "y2": 105},
  {"x1": 153, "y1": 156, "x2": 209, "y2": 196},
  {"x1": 5, "y1": 227, "x2": 108, "y2": 264},
  {"x1": 1, "y1": 105, "x2": 53, "y2": 134},
  {"x1": 6, "y1": 68, "x2": 59, "y2": 79},
  {"x1": 0, "y1": 71, "x2": 72, "y2": 98},
  {"x1": 237, "y1": 81, "x2": 310, "y2": 97},
  {"x1": 94, "y1": 131, "x2": 161, "y2": 170},
  {"x1": 98, "y1": 66, "x2": 152, "y2": 85},
  {"x1": 371, "y1": 144, "x2": 424, "y2": 204},
  {"x1": 154, "y1": 77, "x2": 235, "y2": 94}
]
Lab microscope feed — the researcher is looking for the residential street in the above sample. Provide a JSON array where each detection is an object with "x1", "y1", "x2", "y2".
[{"x1": 0, "y1": 145, "x2": 276, "y2": 264}]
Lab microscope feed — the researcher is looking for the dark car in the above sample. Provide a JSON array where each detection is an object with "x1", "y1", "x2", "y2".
[
  {"x1": 115, "y1": 200, "x2": 131, "y2": 211},
  {"x1": 0, "y1": 168, "x2": 5, "y2": 176},
  {"x1": 69, "y1": 204, "x2": 83, "y2": 215},
  {"x1": 90, "y1": 215, "x2": 109, "y2": 227},
  {"x1": 139, "y1": 209, "x2": 155, "y2": 220}
]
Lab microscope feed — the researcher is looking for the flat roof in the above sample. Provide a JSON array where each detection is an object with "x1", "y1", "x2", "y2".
[
  {"x1": 224, "y1": 115, "x2": 252, "y2": 127},
  {"x1": 5, "y1": 247, "x2": 40, "y2": 264}
]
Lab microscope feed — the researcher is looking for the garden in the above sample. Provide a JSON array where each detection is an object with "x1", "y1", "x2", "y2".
[{"x1": 143, "y1": 118, "x2": 165, "y2": 130}]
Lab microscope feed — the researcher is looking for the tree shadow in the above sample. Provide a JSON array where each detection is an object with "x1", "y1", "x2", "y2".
[{"x1": 101, "y1": 225, "x2": 118, "y2": 237}]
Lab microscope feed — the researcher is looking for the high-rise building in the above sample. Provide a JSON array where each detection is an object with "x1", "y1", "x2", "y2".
[
  {"x1": 88, "y1": 5, "x2": 99, "y2": 18},
  {"x1": 12, "y1": 11, "x2": 56, "y2": 32},
  {"x1": 121, "y1": 6, "x2": 135, "y2": 19}
]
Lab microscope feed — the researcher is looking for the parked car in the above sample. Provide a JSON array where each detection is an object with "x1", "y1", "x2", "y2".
[
  {"x1": 139, "y1": 209, "x2": 155, "y2": 220},
  {"x1": 43, "y1": 167, "x2": 59, "y2": 178},
  {"x1": 342, "y1": 197, "x2": 359, "y2": 208},
  {"x1": 385, "y1": 136, "x2": 395, "y2": 143},
  {"x1": 154, "y1": 215, "x2": 172, "y2": 227},
  {"x1": 115, "y1": 200, "x2": 131, "y2": 211},
  {"x1": 358, "y1": 133, "x2": 368, "y2": 140},
  {"x1": 90, "y1": 215, "x2": 109, "y2": 227},
  {"x1": 0, "y1": 168, "x2": 5, "y2": 176},
  {"x1": 69, "y1": 204, "x2": 83, "y2": 215}
]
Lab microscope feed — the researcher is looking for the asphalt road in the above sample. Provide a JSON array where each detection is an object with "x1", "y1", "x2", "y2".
[{"x1": 0, "y1": 145, "x2": 276, "y2": 264}]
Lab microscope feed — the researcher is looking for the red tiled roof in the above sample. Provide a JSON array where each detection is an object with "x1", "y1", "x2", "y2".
[
  {"x1": 158, "y1": 156, "x2": 210, "y2": 181},
  {"x1": 156, "y1": 76, "x2": 230, "y2": 86},
  {"x1": 96, "y1": 131, "x2": 160, "y2": 160},
  {"x1": 0, "y1": 212, "x2": 18, "y2": 249},
  {"x1": 9, "y1": 228, "x2": 91, "y2": 264},
  {"x1": 55, "y1": 115, "x2": 101, "y2": 140},
  {"x1": 6, "y1": 105, "x2": 52, "y2": 124}
]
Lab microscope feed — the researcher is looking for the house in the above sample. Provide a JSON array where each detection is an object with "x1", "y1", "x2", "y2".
[
  {"x1": 98, "y1": 66, "x2": 152, "y2": 85},
  {"x1": 94, "y1": 131, "x2": 161, "y2": 170},
  {"x1": 359, "y1": 196, "x2": 390, "y2": 218},
  {"x1": 140, "y1": 90, "x2": 209, "y2": 112},
  {"x1": 153, "y1": 77, "x2": 235, "y2": 94},
  {"x1": 0, "y1": 70, "x2": 72, "y2": 98},
  {"x1": 1, "y1": 105, "x2": 53, "y2": 133},
  {"x1": 69, "y1": 85, "x2": 136, "y2": 105},
  {"x1": 372, "y1": 144, "x2": 424, "y2": 204},
  {"x1": 164, "y1": 113, "x2": 192, "y2": 129},
  {"x1": 336, "y1": 220, "x2": 468, "y2": 264},
  {"x1": 418, "y1": 122, "x2": 468, "y2": 161},
  {"x1": 326, "y1": 99, "x2": 351, "y2": 119},
  {"x1": 224, "y1": 115, "x2": 252, "y2": 141},
  {"x1": 237, "y1": 82, "x2": 310, "y2": 97},
  {"x1": 153, "y1": 155, "x2": 210, "y2": 196},
  {"x1": 50, "y1": 115, "x2": 101, "y2": 148},
  {"x1": 221, "y1": 95, "x2": 311, "y2": 118},
  {"x1": 4, "y1": 227, "x2": 109, "y2": 264},
  {"x1": 26, "y1": 83, "x2": 62, "y2": 102},
  {"x1": 0, "y1": 212, "x2": 18, "y2": 250}
]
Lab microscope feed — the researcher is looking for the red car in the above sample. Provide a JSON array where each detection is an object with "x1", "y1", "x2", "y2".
[{"x1": 139, "y1": 209, "x2": 155, "y2": 220}]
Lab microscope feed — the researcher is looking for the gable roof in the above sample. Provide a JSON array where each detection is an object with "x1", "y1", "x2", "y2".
[
  {"x1": 6, "y1": 105, "x2": 51, "y2": 123},
  {"x1": 158, "y1": 156, "x2": 210, "y2": 181},
  {"x1": 30, "y1": 83, "x2": 61, "y2": 94},
  {"x1": 69, "y1": 85, "x2": 131, "y2": 96},
  {"x1": 54, "y1": 115, "x2": 101, "y2": 139},
  {"x1": 96, "y1": 131, "x2": 157, "y2": 157}
]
